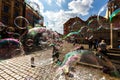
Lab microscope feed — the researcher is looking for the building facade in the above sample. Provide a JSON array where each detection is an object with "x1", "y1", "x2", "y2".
[
  {"x1": 25, "y1": 3, "x2": 44, "y2": 27},
  {"x1": 63, "y1": 16, "x2": 110, "y2": 44},
  {"x1": 63, "y1": 0, "x2": 120, "y2": 48},
  {"x1": 107, "y1": 0, "x2": 120, "y2": 48},
  {"x1": 0, "y1": 0, "x2": 43, "y2": 28},
  {"x1": 0, "y1": 0, "x2": 25, "y2": 27},
  {"x1": 64, "y1": 16, "x2": 86, "y2": 35}
]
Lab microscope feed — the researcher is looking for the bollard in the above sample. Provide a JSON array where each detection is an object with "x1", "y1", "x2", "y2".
[{"x1": 31, "y1": 57, "x2": 35, "y2": 67}]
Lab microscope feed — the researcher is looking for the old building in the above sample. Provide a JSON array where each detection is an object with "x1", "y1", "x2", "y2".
[
  {"x1": 25, "y1": 3, "x2": 44, "y2": 27},
  {"x1": 63, "y1": 0, "x2": 120, "y2": 48},
  {"x1": 64, "y1": 16, "x2": 85, "y2": 35},
  {"x1": 0, "y1": 0, "x2": 25, "y2": 27},
  {"x1": 107, "y1": 0, "x2": 120, "y2": 48},
  {"x1": 63, "y1": 15, "x2": 110, "y2": 44}
]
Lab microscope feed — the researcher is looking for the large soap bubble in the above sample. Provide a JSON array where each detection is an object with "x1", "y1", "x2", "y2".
[
  {"x1": 0, "y1": 22, "x2": 6, "y2": 31},
  {"x1": 109, "y1": 8, "x2": 120, "y2": 30},
  {"x1": 14, "y1": 16, "x2": 29, "y2": 29},
  {"x1": 88, "y1": 19, "x2": 101, "y2": 31},
  {"x1": 28, "y1": 1, "x2": 40, "y2": 13},
  {"x1": 80, "y1": 26, "x2": 93, "y2": 40},
  {"x1": 0, "y1": 38, "x2": 23, "y2": 58},
  {"x1": 97, "y1": 3, "x2": 110, "y2": 29},
  {"x1": 6, "y1": 27, "x2": 15, "y2": 34}
]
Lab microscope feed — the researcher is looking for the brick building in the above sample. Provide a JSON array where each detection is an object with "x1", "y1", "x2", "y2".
[
  {"x1": 0, "y1": 0, "x2": 25, "y2": 27},
  {"x1": 107, "y1": 0, "x2": 120, "y2": 48},
  {"x1": 25, "y1": 3, "x2": 43, "y2": 27},
  {"x1": 0, "y1": 0, "x2": 44, "y2": 38},
  {"x1": 63, "y1": 0, "x2": 120, "y2": 48},
  {"x1": 64, "y1": 16, "x2": 86, "y2": 35}
]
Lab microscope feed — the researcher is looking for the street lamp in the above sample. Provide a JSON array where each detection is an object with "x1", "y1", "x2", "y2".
[
  {"x1": 110, "y1": 23, "x2": 113, "y2": 48},
  {"x1": 108, "y1": 0, "x2": 114, "y2": 48}
]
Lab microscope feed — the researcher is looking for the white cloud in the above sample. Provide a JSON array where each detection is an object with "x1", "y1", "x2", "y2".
[
  {"x1": 47, "y1": 0, "x2": 52, "y2": 5},
  {"x1": 26, "y1": 0, "x2": 44, "y2": 14},
  {"x1": 56, "y1": 0, "x2": 65, "y2": 7},
  {"x1": 43, "y1": 10, "x2": 80, "y2": 34},
  {"x1": 68, "y1": 0, "x2": 94, "y2": 16},
  {"x1": 27, "y1": 0, "x2": 94, "y2": 34},
  {"x1": 43, "y1": 0, "x2": 94, "y2": 34}
]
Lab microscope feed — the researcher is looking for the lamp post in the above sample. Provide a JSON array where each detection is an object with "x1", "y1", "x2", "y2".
[
  {"x1": 108, "y1": 0, "x2": 114, "y2": 48},
  {"x1": 110, "y1": 23, "x2": 113, "y2": 48}
]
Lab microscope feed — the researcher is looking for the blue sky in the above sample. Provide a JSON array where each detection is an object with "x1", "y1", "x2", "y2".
[{"x1": 26, "y1": 0, "x2": 109, "y2": 34}]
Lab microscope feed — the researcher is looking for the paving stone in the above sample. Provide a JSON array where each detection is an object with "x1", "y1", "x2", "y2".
[
  {"x1": 13, "y1": 75, "x2": 22, "y2": 79},
  {"x1": 4, "y1": 76, "x2": 13, "y2": 80},
  {"x1": 22, "y1": 74, "x2": 28, "y2": 78},
  {"x1": 8, "y1": 78, "x2": 17, "y2": 80},
  {"x1": 0, "y1": 71, "x2": 4, "y2": 74},
  {"x1": 9, "y1": 73, "x2": 16, "y2": 77},
  {"x1": 0, "y1": 78, "x2": 6, "y2": 80},
  {"x1": 15, "y1": 76, "x2": 22, "y2": 80},
  {"x1": 19, "y1": 78, "x2": 26, "y2": 80}
]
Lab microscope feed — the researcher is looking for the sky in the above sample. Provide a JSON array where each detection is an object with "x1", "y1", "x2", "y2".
[{"x1": 26, "y1": 0, "x2": 109, "y2": 34}]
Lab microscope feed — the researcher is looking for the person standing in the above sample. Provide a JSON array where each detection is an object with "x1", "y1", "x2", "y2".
[
  {"x1": 98, "y1": 40, "x2": 108, "y2": 56},
  {"x1": 51, "y1": 43, "x2": 60, "y2": 63},
  {"x1": 88, "y1": 39, "x2": 93, "y2": 50}
]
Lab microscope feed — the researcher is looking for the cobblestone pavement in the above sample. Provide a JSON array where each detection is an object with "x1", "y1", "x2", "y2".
[
  {"x1": 0, "y1": 46, "x2": 119, "y2": 80},
  {"x1": 0, "y1": 48, "x2": 56, "y2": 80}
]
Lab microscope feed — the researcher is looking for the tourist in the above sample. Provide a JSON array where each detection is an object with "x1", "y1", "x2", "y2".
[
  {"x1": 93, "y1": 39, "x2": 98, "y2": 51},
  {"x1": 98, "y1": 40, "x2": 108, "y2": 56},
  {"x1": 73, "y1": 38, "x2": 77, "y2": 46},
  {"x1": 52, "y1": 43, "x2": 60, "y2": 63},
  {"x1": 88, "y1": 39, "x2": 93, "y2": 50}
]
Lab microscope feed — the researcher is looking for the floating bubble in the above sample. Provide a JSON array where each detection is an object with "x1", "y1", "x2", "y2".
[
  {"x1": 0, "y1": 38, "x2": 21, "y2": 47},
  {"x1": 39, "y1": 20, "x2": 44, "y2": 25},
  {"x1": 0, "y1": 22, "x2": 6, "y2": 31},
  {"x1": 97, "y1": 3, "x2": 110, "y2": 29},
  {"x1": 88, "y1": 18, "x2": 101, "y2": 31},
  {"x1": 28, "y1": 27, "x2": 49, "y2": 38},
  {"x1": 14, "y1": 16, "x2": 29, "y2": 29},
  {"x1": 42, "y1": 32, "x2": 48, "y2": 37},
  {"x1": 28, "y1": 1, "x2": 40, "y2": 13},
  {"x1": 13, "y1": 33, "x2": 20, "y2": 39},
  {"x1": 0, "y1": 35, "x2": 1, "y2": 39},
  {"x1": 6, "y1": 27, "x2": 15, "y2": 34},
  {"x1": 10, "y1": 48, "x2": 24, "y2": 58},
  {"x1": 70, "y1": 21, "x2": 81, "y2": 31},
  {"x1": 63, "y1": 31, "x2": 79, "y2": 39},
  {"x1": 0, "y1": 23, "x2": 6, "y2": 31},
  {"x1": 25, "y1": 39, "x2": 34, "y2": 47},
  {"x1": 0, "y1": 38, "x2": 22, "y2": 58},
  {"x1": 27, "y1": 31, "x2": 37, "y2": 38},
  {"x1": 80, "y1": 26, "x2": 89, "y2": 34},
  {"x1": 109, "y1": 8, "x2": 120, "y2": 30},
  {"x1": 84, "y1": 33, "x2": 93, "y2": 40}
]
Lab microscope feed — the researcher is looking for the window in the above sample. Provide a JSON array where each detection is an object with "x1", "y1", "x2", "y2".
[
  {"x1": 3, "y1": 5, "x2": 9, "y2": 13},
  {"x1": 15, "y1": 1, "x2": 20, "y2": 7},
  {"x1": 118, "y1": 32, "x2": 120, "y2": 37},
  {"x1": 2, "y1": 16, "x2": 9, "y2": 25},
  {"x1": 14, "y1": 11, "x2": 19, "y2": 18}
]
